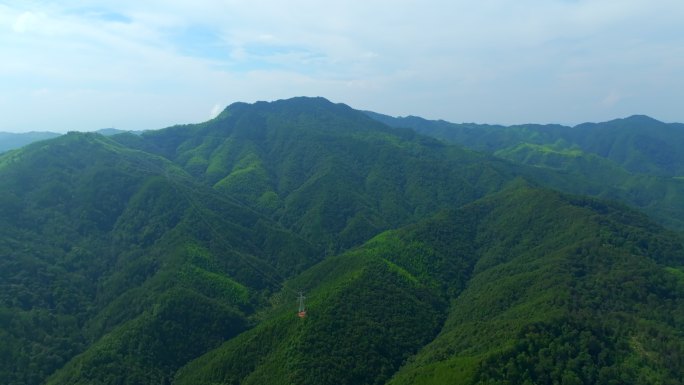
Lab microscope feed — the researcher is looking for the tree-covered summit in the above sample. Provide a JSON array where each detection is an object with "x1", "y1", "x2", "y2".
[{"x1": 1, "y1": 97, "x2": 683, "y2": 384}]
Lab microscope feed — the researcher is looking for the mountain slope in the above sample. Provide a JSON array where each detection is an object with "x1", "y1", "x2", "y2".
[
  {"x1": 117, "y1": 97, "x2": 518, "y2": 251},
  {"x1": 174, "y1": 181, "x2": 684, "y2": 385},
  {"x1": 389, "y1": 183, "x2": 684, "y2": 385},
  {"x1": 368, "y1": 113, "x2": 684, "y2": 176},
  {"x1": 174, "y1": 193, "x2": 477, "y2": 385},
  {"x1": 0, "y1": 133, "x2": 317, "y2": 385},
  {"x1": 368, "y1": 112, "x2": 684, "y2": 231},
  {"x1": 1, "y1": 98, "x2": 516, "y2": 384},
  {"x1": 2, "y1": 98, "x2": 683, "y2": 384}
]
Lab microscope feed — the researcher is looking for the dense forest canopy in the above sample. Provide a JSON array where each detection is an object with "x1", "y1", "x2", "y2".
[{"x1": 1, "y1": 97, "x2": 683, "y2": 385}]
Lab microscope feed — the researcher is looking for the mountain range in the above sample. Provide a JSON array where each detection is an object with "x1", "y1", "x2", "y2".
[
  {"x1": 1, "y1": 97, "x2": 683, "y2": 384},
  {"x1": 0, "y1": 129, "x2": 138, "y2": 155},
  {"x1": 367, "y1": 112, "x2": 684, "y2": 231},
  {"x1": 0, "y1": 132, "x2": 61, "y2": 154}
]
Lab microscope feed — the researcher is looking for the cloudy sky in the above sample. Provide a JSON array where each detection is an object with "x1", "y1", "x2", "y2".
[{"x1": 1, "y1": 0, "x2": 683, "y2": 132}]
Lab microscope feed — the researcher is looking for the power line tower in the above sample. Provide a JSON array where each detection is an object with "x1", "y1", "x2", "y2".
[{"x1": 297, "y1": 291, "x2": 307, "y2": 318}]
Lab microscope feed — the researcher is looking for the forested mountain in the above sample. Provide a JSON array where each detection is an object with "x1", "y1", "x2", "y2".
[
  {"x1": 0, "y1": 130, "x2": 140, "y2": 155},
  {"x1": 0, "y1": 131, "x2": 61, "y2": 153},
  {"x1": 366, "y1": 113, "x2": 684, "y2": 176},
  {"x1": 0, "y1": 132, "x2": 317, "y2": 384},
  {"x1": 368, "y1": 112, "x2": 684, "y2": 230},
  {"x1": 177, "y1": 181, "x2": 684, "y2": 385},
  {"x1": 387, "y1": 183, "x2": 684, "y2": 385},
  {"x1": 114, "y1": 97, "x2": 517, "y2": 252},
  {"x1": 1, "y1": 97, "x2": 683, "y2": 384}
]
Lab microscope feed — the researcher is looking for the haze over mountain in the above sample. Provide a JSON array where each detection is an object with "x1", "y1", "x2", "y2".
[
  {"x1": 6, "y1": 106, "x2": 684, "y2": 230},
  {"x1": 368, "y1": 111, "x2": 684, "y2": 231},
  {"x1": 0, "y1": 132, "x2": 61, "y2": 154},
  {"x1": 1, "y1": 97, "x2": 683, "y2": 385},
  {"x1": 0, "y1": 129, "x2": 142, "y2": 155},
  {"x1": 4, "y1": 2, "x2": 684, "y2": 132},
  {"x1": 367, "y1": 113, "x2": 684, "y2": 177}
]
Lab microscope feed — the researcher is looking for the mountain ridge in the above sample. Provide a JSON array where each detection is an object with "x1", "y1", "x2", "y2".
[
  {"x1": 175, "y1": 179, "x2": 684, "y2": 385},
  {"x1": 1, "y1": 96, "x2": 683, "y2": 384},
  {"x1": 117, "y1": 97, "x2": 516, "y2": 252},
  {"x1": 366, "y1": 109, "x2": 684, "y2": 231}
]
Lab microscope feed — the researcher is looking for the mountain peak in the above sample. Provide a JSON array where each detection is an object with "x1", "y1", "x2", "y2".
[
  {"x1": 206, "y1": 96, "x2": 398, "y2": 139},
  {"x1": 621, "y1": 114, "x2": 663, "y2": 125},
  {"x1": 216, "y1": 96, "x2": 342, "y2": 120}
]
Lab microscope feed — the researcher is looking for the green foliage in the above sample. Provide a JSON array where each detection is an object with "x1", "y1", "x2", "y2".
[
  {"x1": 370, "y1": 112, "x2": 684, "y2": 231},
  {"x1": 2, "y1": 98, "x2": 684, "y2": 385},
  {"x1": 46, "y1": 289, "x2": 248, "y2": 385},
  {"x1": 472, "y1": 317, "x2": 628, "y2": 385},
  {"x1": 0, "y1": 130, "x2": 317, "y2": 384},
  {"x1": 135, "y1": 97, "x2": 516, "y2": 251},
  {"x1": 176, "y1": 180, "x2": 684, "y2": 385},
  {"x1": 387, "y1": 184, "x2": 684, "y2": 385},
  {"x1": 175, "y1": 253, "x2": 446, "y2": 385}
]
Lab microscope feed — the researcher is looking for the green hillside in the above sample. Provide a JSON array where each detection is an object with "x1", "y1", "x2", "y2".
[
  {"x1": 1, "y1": 97, "x2": 683, "y2": 384},
  {"x1": 389, "y1": 183, "x2": 684, "y2": 385},
  {"x1": 367, "y1": 113, "x2": 684, "y2": 177},
  {"x1": 176, "y1": 181, "x2": 684, "y2": 385},
  {"x1": 0, "y1": 132, "x2": 316, "y2": 385},
  {"x1": 368, "y1": 112, "x2": 684, "y2": 230},
  {"x1": 2, "y1": 98, "x2": 517, "y2": 384},
  {"x1": 117, "y1": 97, "x2": 517, "y2": 251}
]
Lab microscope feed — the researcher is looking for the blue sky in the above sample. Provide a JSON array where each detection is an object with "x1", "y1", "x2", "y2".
[{"x1": 1, "y1": 0, "x2": 683, "y2": 132}]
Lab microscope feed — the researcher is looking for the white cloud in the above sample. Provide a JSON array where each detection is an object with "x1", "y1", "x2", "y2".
[
  {"x1": 601, "y1": 90, "x2": 624, "y2": 108},
  {"x1": 1, "y1": 0, "x2": 684, "y2": 131},
  {"x1": 12, "y1": 11, "x2": 41, "y2": 33},
  {"x1": 209, "y1": 103, "x2": 224, "y2": 119}
]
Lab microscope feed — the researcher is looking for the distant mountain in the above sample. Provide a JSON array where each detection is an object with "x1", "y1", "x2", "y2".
[
  {"x1": 367, "y1": 112, "x2": 684, "y2": 230},
  {"x1": 0, "y1": 129, "x2": 144, "y2": 154},
  {"x1": 367, "y1": 113, "x2": 684, "y2": 177},
  {"x1": 95, "y1": 128, "x2": 143, "y2": 136},
  {"x1": 0, "y1": 131, "x2": 61, "y2": 153},
  {"x1": 1, "y1": 97, "x2": 683, "y2": 385}
]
